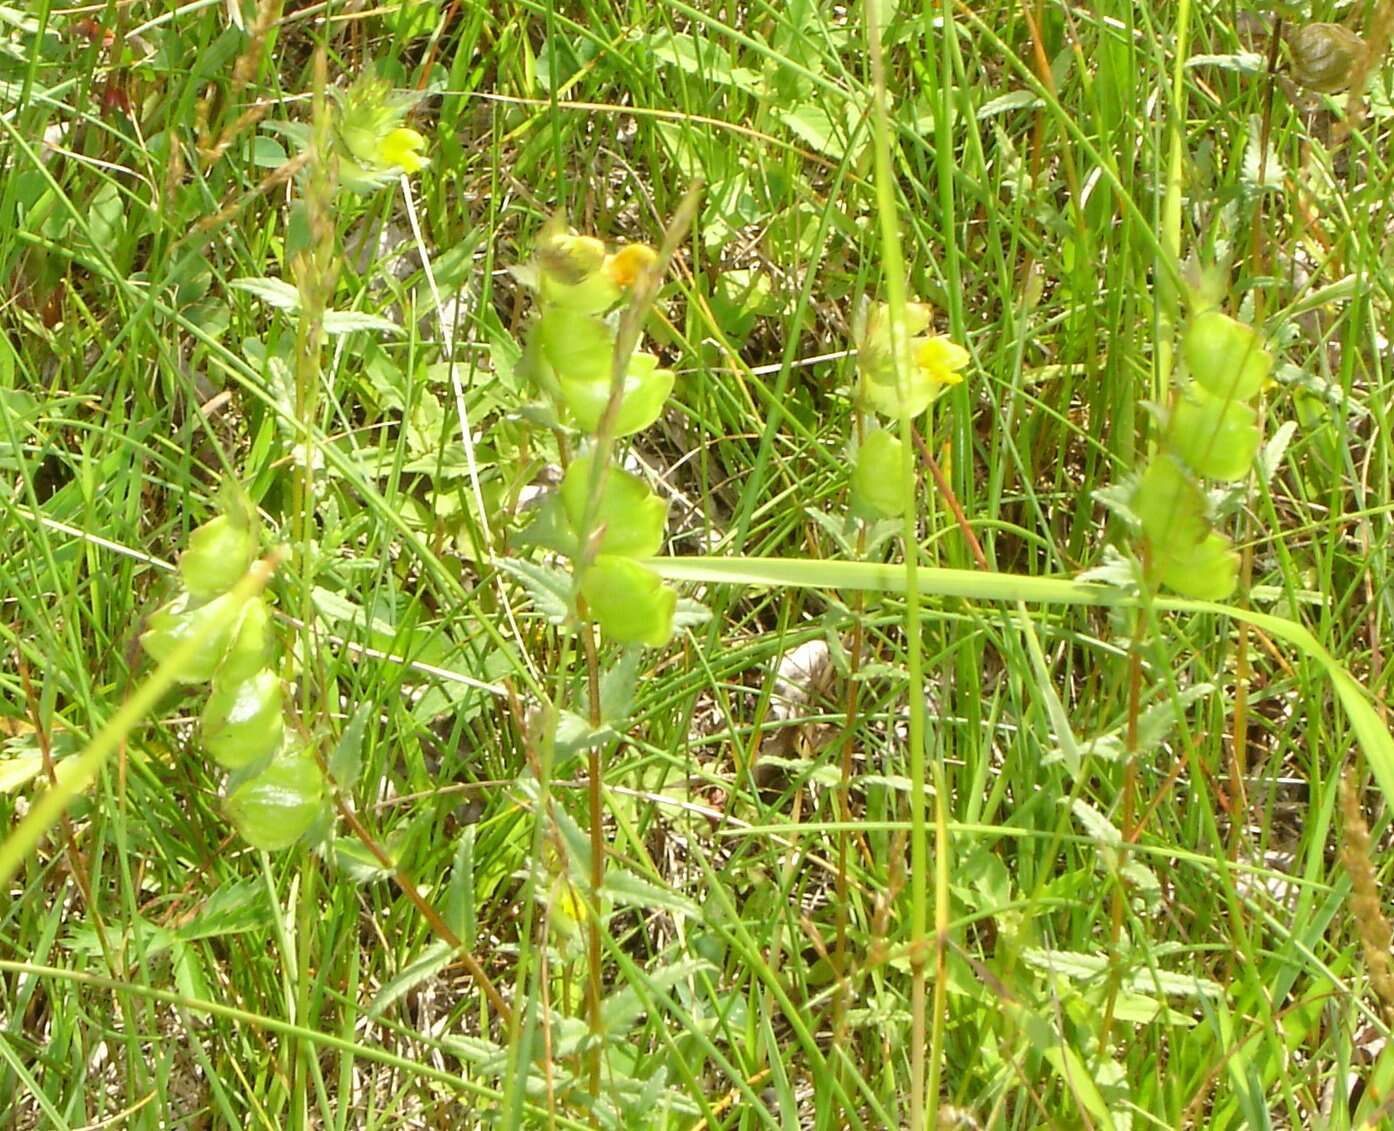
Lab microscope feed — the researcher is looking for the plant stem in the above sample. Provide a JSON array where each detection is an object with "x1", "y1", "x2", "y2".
[{"x1": 865, "y1": 1, "x2": 932, "y2": 1125}]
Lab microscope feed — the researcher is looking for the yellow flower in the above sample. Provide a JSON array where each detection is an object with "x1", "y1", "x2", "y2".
[
  {"x1": 854, "y1": 299, "x2": 969, "y2": 419},
  {"x1": 604, "y1": 243, "x2": 657, "y2": 288},
  {"x1": 915, "y1": 336, "x2": 970, "y2": 388},
  {"x1": 378, "y1": 127, "x2": 429, "y2": 174}
]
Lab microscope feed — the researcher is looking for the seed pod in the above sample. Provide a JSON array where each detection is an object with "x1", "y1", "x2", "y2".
[
  {"x1": 1288, "y1": 23, "x2": 1366, "y2": 93},
  {"x1": 179, "y1": 514, "x2": 258, "y2": 601},
  {"x1": 217, "y1": 597, "x2": 274, "y2": 685},
  {"x1": 224, "y1": 742, "x2": 324, "y2": 851},
  {"x1": 202, "y1": 668, "x2": 285, "y2": 769},
  {"x1": 140, "y1": 591, "x2": 243, "y2": 683}
]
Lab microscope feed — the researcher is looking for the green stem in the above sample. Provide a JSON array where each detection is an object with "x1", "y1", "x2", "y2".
[
  {"x1": 865, "y1": 2, "x2": 931, "y2": 1125},
  {"x1": 1157, "y1": 0, "x2": 1192, "y2": 403}
]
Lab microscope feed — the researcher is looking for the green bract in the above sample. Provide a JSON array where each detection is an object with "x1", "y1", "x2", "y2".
[
  {"x1": 560, "y1": 454, "x2": 667, "y2": 558},
  {"x1": 140, "y1": 591, "x2": 245, "y2": 684},
  {"x1": 538, "y1": 307, "x2": 613, "y2": 383},
  {"x1": 1133, "y1": 454, "x2": 1208, "y2": 552},
  {"x1": 202, "y1": 669, "x2": 285, "y2": 770},
  {"x1": 851, "y1": 429, "x2": 911, "y2": 517},
  {"x1": 558, "y1": 354, "x2": 675, "y2": 437},
  {"x1": 1154, "y1": 532, "x2": 1239, "y2": 601},
  {"x1": 1182, "y1": 310, "x2": 1273, "y2": 402},
  {"x1": 580, "y1": 556, "x2": 676, "y2": 647},
  {"x1": 217, "y1": 597, "x2": 274, "y2": 685},
  {"x1": 225, "y1": 743, "x2": 324, "y2": 852},
  {"x1": 179, "y1": 514, "x2": 258, "y2": 601},
  {"x1": 1168, "y1": 387, "x2": 1260, "y2": 482}
]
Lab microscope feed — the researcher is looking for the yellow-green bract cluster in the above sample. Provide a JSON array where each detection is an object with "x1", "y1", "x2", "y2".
[
  {"x1": 332, "y1": 75, "x2": 429, "y2": 191},
  {"x1": 849, "y1": 300, "x2": 970, "y2": 519},
  {"x1": 141, "y1": 513, "x2": 323, "y2": 850},
  {"x1": 520, "y1": 218, "x2": 677, "y2": 647},
  {"x1": 1131, "y1": 309, "x2": 1274, "y2": 600}
]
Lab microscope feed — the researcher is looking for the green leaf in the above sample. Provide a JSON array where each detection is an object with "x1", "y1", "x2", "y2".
[
  {"x1": 1131, "y1": 454, "x2": 1208, "y2": 552},
  {"x1": 777, "y1": 103, "x2": 846, "y2": 159},
  {"x1": 322, "y1": 310, "x2": 405, "y2": 336},
  {"x1": 1182, "y1": 310, "x2": 1272, "y2": 401},
  {"x1": 224, "y1": 743, "x2": 324, "y2": 851},
  {"x1": 446, "y1": 827, "x2": 477, "y2": 944},
  {"x1": 367, "y1": 940, "x2": 453, "y2": 1019},
  {"x1": 494, "y1": 558, "x2": 573, "y2": 624},
  {"x1": 328, "y1": 701, "x2": 372, "y2": 787},
  {"x1": 851, "y1": 429, "x2": 911, "y2": 517},
  {"x1": 230, "y1": 276, "x2": 301, "y2": 311},
  {"x1": 202, "y1": 669, "x2": 285, "y2": 770},
  {"x1": 560, "y1": 454, "x2": 667, "y2": 558},
  {"x1": 601, "y1": 868, "x2": 700, "y2": 919},
  {"x1": 1009, "y1": 1001, "x2": 1118, "y2": 1131},
  {"x1": 580, "y1": 556, "x2": 675, "y2": 647},
  {"x1": 1168, "y1": 387, "x2": 1260, "y2": 481}
]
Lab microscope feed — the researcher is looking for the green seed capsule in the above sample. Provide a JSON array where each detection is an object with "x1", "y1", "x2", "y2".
[
  {"x1": 179, "y1": 514, "x2": 259, "y2": 601},
  {"x1": 217, "y1": 597, "x2": 274, "y2": 685},
  {"x1": 224, "y1": 743, "x2": 324, "y2": 851},
  {"x1": 202, "y1": 668, "x2": 284, "y2": 769},
  {"x1": 140, "y1": 591, "x2": 243, "y2": 683},
  {"x1": 1288, "y1": 23, "x2": 1366, "y2": 93}
]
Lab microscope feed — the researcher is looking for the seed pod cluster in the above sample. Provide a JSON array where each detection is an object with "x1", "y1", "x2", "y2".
[{"x1": 141, "y1": 511, "x2": 323, "y2": 850}]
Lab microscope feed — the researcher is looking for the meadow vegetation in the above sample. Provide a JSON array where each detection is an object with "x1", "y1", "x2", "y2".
[{"x1": 4, "y1": 0, "x2": 1394, "y2": 1127}]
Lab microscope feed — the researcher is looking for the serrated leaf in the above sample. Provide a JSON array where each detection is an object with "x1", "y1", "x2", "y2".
[
  {"x1": 671, "y1": 597, "x2": 711, "y2": 629},
  {"x1": 494, "y1": 558, "x2": 574, "y2": 625},
  {"x1": 601, "y1": 867, "x2": 700, "y2": 919},
  {"x1": 367, "y1": 939, "x2": 453, "y2": 1018},
  {"x1": 1071, "y1": 798, "x2": 1121, "y2": 847},
  {"x1": 600, "y1": 957, "x2": 711, "y2": 1035},
  {"x1": 777, "y1": 103, "x2": 846, "y2": 159},
  {"x1": 976, "y1": 90, "x2": 1045, "y2": 118},
  {"x1": 328, "y1": 702, "x2": 372, "y2": 787},
  {"x1": 446, "y1": 827, "x2": 476, "y2": 944},
  {"x1": 230, "y1": 276, "x2": 301, "y2": 311},
  {"x1": 323, "y1": 310, "x2": 405, "y2": 336}
]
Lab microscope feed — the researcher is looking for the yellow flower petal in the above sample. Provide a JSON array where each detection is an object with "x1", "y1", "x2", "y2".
[
  {"x1": 378, "y1": 127, "x2": 429, "y2": 174},
  {"x1": 915, "y1": 336, "x2": 970, "y2": 385},
  {"x1": 605, "y1": 243, "x2": 658, "y2": 288}
]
